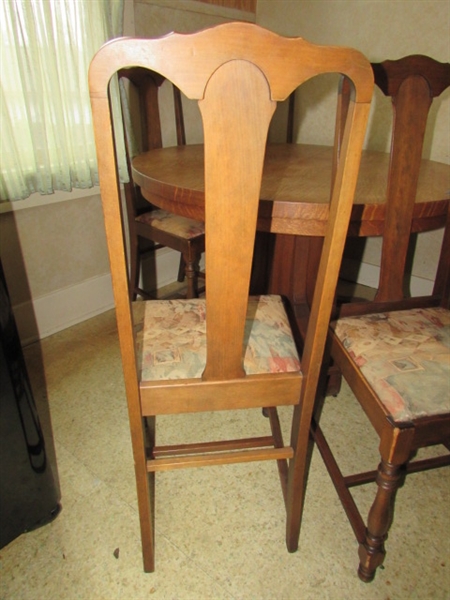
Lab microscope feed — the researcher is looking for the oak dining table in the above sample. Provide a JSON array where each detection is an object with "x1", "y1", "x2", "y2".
[{"x1": 132, "y1": 142, "x2": 450, "y2": 309}]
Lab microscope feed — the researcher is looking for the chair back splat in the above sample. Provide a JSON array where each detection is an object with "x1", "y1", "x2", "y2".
[
  {"x1": 373, "y1": 57, "x2": 449, "y2": 304},
  {"x1": 89, "y1": 23, "x2": 373, "y2": 572},
  {"x1": 336, "y1": 55, "x2": 450, "y2": 313}
]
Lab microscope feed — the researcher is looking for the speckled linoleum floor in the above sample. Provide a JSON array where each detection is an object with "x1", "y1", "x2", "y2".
[{"x1": 1, "y1": 305, "x2": 449, "y2": 600}]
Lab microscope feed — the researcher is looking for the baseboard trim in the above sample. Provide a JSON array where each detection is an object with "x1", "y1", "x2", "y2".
[
  {"x1": 140, "y1": 246, "x2": 205, "y2": 292},
  {"x1": 14, "y1": 273, "x2": 115, "y2": 346},
  {"x1": 340, "y1": 258, "x2": 434, "y2": 297},
  {"x1": 15, "y1": 247, "x2": 188, "y2": 346}
]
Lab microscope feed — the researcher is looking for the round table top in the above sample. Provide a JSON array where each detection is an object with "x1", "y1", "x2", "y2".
[{"x1": 132, "y1": 143, "x2": 450, "y2": 236}]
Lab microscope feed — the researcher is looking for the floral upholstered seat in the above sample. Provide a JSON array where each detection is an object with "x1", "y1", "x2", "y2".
[
  {"x1": 133, "y1": 295, "x2": 301, "y2": 381},
  {"x1": 136, "y1": 209, "x2": 205, "y2": 240},
  {"x1": 332, "y1": 306, "x2": 450, "y2": 423}
]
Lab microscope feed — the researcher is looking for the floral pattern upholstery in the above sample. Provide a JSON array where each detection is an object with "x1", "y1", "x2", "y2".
[
  {"x1": 332, "y1": 306, "x2": 450, "y2": 423},
  {"x1": 136, "y1": 209, "x2": 205, "y2": 239},
  {"x1": 133, "y1": 295, "x2": 301, "y2": 381}
]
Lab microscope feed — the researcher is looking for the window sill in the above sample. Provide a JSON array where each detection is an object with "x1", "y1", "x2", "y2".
[{"x1": 0, "y1": 186, "x2": 101, "y2": 214}]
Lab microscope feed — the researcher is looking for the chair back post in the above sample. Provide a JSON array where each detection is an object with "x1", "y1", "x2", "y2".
[
  {"x1": 287, "y1": 92, "x2": 372, "y2": 547},
  {"x1": 434, "y1": 206, "x2": 450, "y2": 306},
  {"x1": 118, "y1": 68, "x2": 165, "y2": 300},
  {"x1": 173, "y1": 86, "x2": 186, "y2": 146},
  {"x1": 332, "y1": 75, "x2": 353, "y2": 187},
  {"x1": 119, "y1": 68, "x2": 164, "y2": 152},
  {"x1": 286, "y1": 91, "x2": 296, "y2": 144}
]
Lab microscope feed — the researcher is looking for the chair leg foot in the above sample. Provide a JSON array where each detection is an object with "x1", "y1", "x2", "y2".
[
  {"x1": 357, "y1": 534, "x2": 385, "y2": 582},
  {"x1": 357, "y1": 459, "x2": 403, "y2": 582},
  {"x1": 142, "y1": 555, "x2": 155, "y2": 573}
]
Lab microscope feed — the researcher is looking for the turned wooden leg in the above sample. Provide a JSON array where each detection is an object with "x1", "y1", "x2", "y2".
[
  {"x1": 182, "y1": 248, "x2": 199, "y2": 299},
  {"x1": 358, "y1": 459, "x2": 403, "y2": 582},
  {"x1": 185, "y1": 260, "x2": 199, "y2": 299}
]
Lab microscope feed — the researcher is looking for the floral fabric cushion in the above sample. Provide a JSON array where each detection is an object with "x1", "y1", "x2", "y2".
[
  {"x1": 136, "y1": 209, "x2": 205, "y2": 239},
  {"x1": 332, "y1": 306, "x2": 450, "y2": 423},
  {"x1": 133, "y1": 295, "x2": 301, "y2": 381}
]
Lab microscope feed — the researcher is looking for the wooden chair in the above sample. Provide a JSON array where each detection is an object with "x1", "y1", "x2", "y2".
[
  {"x1": 119, "y1": 68, "x2": 205, "y2": 300},
  {"x1": 89, "y1": 22, "x2": 373, "y2": 572},
  {"x1": 312, "y1": 55, "x2": 450, "y2": 582}
]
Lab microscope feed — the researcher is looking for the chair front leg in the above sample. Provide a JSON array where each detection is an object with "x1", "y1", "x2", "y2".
[
  {"x1": 358, "y1": 458, "x2": 404, "y2": 582},
  {"x1": 177, "y1": 255, "x2": 186, "y2": 283},
  {"x1": 183, "y1": 247, "x2": 200, "y2": 299}
]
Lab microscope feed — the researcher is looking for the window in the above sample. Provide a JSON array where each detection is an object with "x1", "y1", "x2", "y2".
[{"x1": 0, "y1": 0, "x2": 124, "y2": 201}]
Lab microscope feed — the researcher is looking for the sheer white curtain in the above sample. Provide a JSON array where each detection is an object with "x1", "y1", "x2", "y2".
[{"x1": 0, "y1": 0, "x2": 125, "y2": 201}]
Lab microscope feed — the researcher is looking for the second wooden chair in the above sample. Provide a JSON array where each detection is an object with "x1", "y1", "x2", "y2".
[
  {"x1": 119, "y1": 68, "x2": 205, "y2": 300},
  {"x1": 313, "y1": 55, "x2": 450, "y2": 582}
]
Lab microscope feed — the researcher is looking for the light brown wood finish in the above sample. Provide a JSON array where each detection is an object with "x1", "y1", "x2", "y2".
[
  {"x1": 119, "y1": 68, "x2": 205, "y2": 300},
  {"x1": 312, "y1": 55, "x2": 450, "y2": 583},
  {"x1": 133, "y1": 143, "x2": 449, "y2": 235},
  {"x1": 89, "y1": 22, "x2": 373, "y2": 572}
]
